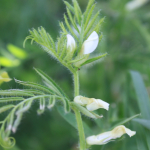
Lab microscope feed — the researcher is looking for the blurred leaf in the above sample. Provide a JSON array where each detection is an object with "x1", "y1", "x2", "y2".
[
  {"x1": 111, "y1": 114, "x2": 140, "y2": 129},
  {"x1": 0, "y1": 105, "x2": 14, "y2": 114},
  {"x1": 7, "y1": 44, "x2": 27, "y2": 59},
  {"x1": 0, "y1": 72, "x2": 11, "y2": 85},
  {"x1": 130, "y1": 70, "x2": 150, "y2": 119},
  {"x1": 133, "y1": 118, "x2": 150, "y2": 130},
  {"x1": 0, "y1": 57, "x2": 20, "y2": 67}
]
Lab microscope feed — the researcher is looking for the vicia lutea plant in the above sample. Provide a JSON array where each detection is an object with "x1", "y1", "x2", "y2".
[{"x1": 0, "y1": 0, "x2": 136, "y2": 149}]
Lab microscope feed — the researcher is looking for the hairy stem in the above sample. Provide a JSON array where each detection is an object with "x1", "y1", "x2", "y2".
[{"x1": 73, "y1": 71, "x2": 86, "y2": 150}]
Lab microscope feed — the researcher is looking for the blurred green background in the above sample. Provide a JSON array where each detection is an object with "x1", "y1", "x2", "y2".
[{"x1": 0, "y1": 0, "x2": 150, "y2": 150}]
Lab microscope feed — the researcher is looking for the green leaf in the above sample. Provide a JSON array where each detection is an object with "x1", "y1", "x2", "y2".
[
  {"x1": 7, "y1": 44, "x2": 27, "y2": 59},
  {"x1": 60, "y1": 98, "x2": 70, "y2": 113},
  {"x1": 84, "y1": 3, "x2": 96, "y2": 29},
  {"x1": 64, "y1": 14, "x2": 78, "y2": 40},
  {"x1": 59, "y1": 22, "x2": 67, "y2": 34},
  {"x1": 66, "y1": 8, "x2": 79, "y2": 33},
  {"x1": 133, "y1": 118, "x2": 150, "y2": 130},
  {"x1": 72, "y1": 0, "x2": 82, "y2": 25},
  {"x1": 93, "y1": 17, "x2": 105, "y2": 34},
  {"x1": 0, "y1": 57, "x2": 20, "y2": 67},
  {"x1": 0, "y1": 105, "x2": 14, "y2": 114},
  {"x1": 130, "y1": 70, "x2": 150, "y2": 119},
  {"x1": 70, "y1": 102, "x2": 102, "y2": 119},
  {"x1": 0, "y1": 97, "x2": 24, "y2": 103},
  {"x1": 84, "y1": 0, "x2": 95, "y2": 20},
  {"x1": 111, "y1": 114, "x2": 140, "y2": 129},
  {"x1": 64, "y1": 1, "x2": 75, "y2": 14},
  {"x1": 0, "y1": 90, "x2": 34, "y2": 97},
  {"x1": 23, "y1": 89, "x2": 44, "y2": 95},
  {"x1": 80, "y1": 53, "x2": 107, "y2": 66},
  {"x1": 84, "y1": 11, "x2": 100, "y2": 37},
  {"x1": 15, "y1": 79, "x2": 54, "y2": 94},
  {"x1": 34, "y1": 68, "x2": 68, "y2": 98},
  {"x1": 47, "y1": 96, "x2": 55, "y2": 109}
]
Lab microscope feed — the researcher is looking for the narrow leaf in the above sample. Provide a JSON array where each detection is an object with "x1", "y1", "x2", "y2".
[
  {"x1": 0, "y1": 105, "x2": 14, "y2": 114},
  {"x1": 34, "y1": 68, "x2": 68, "y2": 98},
  {"x1": 66, "y1": 8, "x2": 79, "y2": 32},
  {"x1": 0, "y1": 90, "x2": 34, "y2": 97},
  {"x1": 80, "y1": 53, "x2": 107, "y2": 66},
  {"x1": 64, "y1": 1, "x2": 75, "y2": 13},
  {"x1": 111, "y1": 114, "x2": 140, "y2": 129},
  {"x1": 64, "y1": 14, "x2": 78, "y2": 40},
  {"x1": 72, "y1": 0, "x2": 82, "y2": 24},
  {"x1": 15, "y1": 79, "x2": 54, "y2": 94},
  {"x1": 84, "y1": 11, "x2": 100, "y2": 37},
  {"x1": 133, "y1": 118, "x2": 150, "y2": 130},
  {"x1": 130, "y1": 70, "x2": 150, "y2": 119},
  {"x1": 0, "y1": 97, "x2": 24, "y2": 103}
]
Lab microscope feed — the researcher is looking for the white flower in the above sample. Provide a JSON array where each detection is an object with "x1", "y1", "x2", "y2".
[
  {"x1": 67, "y1": 34, "x2": 76, "y2": 52},
  {"x1": 74, "y1": 96, "x2": 109, "y2": 111},
  {"x1": 86, "y1": 125, "x2": 136, "y2": 145},
  {"x1": 67, "y1": 31, "x2": 99, "y2": 54},
  {"x1": 82, "y1": 31, "x2": 99, "y2": 54},
  {"x1": 125, "y1": 0, "x2": 148, "y2": 11}
]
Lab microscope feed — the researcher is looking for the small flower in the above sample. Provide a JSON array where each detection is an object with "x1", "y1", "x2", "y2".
[
  {"x1": 74, "y1": 96, "x2": 109, "y2": 111},
  {"x1": 0, "y1": 72, "x2": 11, "y2": 85},
  {"x1": 67, "y1": 34, "x2": 76, "y2": 52},
  {"x1": 86, "y1": 125, "x2": 136, "y2": 145},
  {"x1": 67, "y1": 31, "x2": 99, "y2": 54},
  {"x1": 81, "y1": 31, "x2": 99, "y2": 54},
  {"x1": 125, "y1": 0, "x2": 148, "y2": 11}
]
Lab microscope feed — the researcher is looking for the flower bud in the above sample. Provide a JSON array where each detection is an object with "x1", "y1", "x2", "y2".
[{"x1": 67, "y1": 34, "x2": 76, "y2": 52}]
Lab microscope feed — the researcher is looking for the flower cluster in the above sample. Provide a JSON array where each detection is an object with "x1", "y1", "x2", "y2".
[{"x1": 74, "y1": 95, "x2": 136, "y2": 145}]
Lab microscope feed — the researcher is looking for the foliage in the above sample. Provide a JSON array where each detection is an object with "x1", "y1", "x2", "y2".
[{"x1": 0, "y1": 0, "x2": 150, "y2": 149}]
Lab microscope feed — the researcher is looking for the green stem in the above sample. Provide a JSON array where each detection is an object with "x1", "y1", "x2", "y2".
[
  {"x1": 74, "y1": 71, "x2": 79, "y2": 97},
  {"x1": 73, "y1": 71, "x2": 86, "y2": 150}
]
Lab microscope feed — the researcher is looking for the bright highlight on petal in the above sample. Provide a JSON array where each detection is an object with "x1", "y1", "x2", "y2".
[
  {"x1": 74, "y1": 96, "x2": 109, "y2": 111},
  {"x1": 82, "y1": 31, "x2": 99, "y2": 54},
  {"x1": 125, "y1": 0, "x2": 148, "y2": 11},
  {"x1": 67, "y1": 34, "x2": 76, "y2": 52},
  {"x1": 86, "y1": 125, "x2": 136, "y2": 145}
]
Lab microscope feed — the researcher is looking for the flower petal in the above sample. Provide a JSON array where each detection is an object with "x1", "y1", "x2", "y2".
[
  {"x1": 82, "y1": 31, "x2": 99, "y2": 54},
  {"x1": 67, "y1": 34, "x2": 76, "y2": 51},
  {"x1": 74, "y1": 95, "x2": 89, "y2": 106},
  {"x1": 74, "y1": 96, "x2": 109, "y2": 111},
  {"x1": 86, "y1": 125, "x2": 136, "y2": 145},
  {"x1": 86, "y1": 99, "x2": 109, "y2": 111}
]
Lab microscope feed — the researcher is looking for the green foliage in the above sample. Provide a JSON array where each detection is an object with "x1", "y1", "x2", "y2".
[
  {"x1": 0, "y1": 67, "x2": 72, "y2": 148},
  {"x1": 24, "y1": 0, "x2": 106, "y2": 72},
  {"x1": 1, "y1": 0, "x2": 150, "y2": 149}
]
